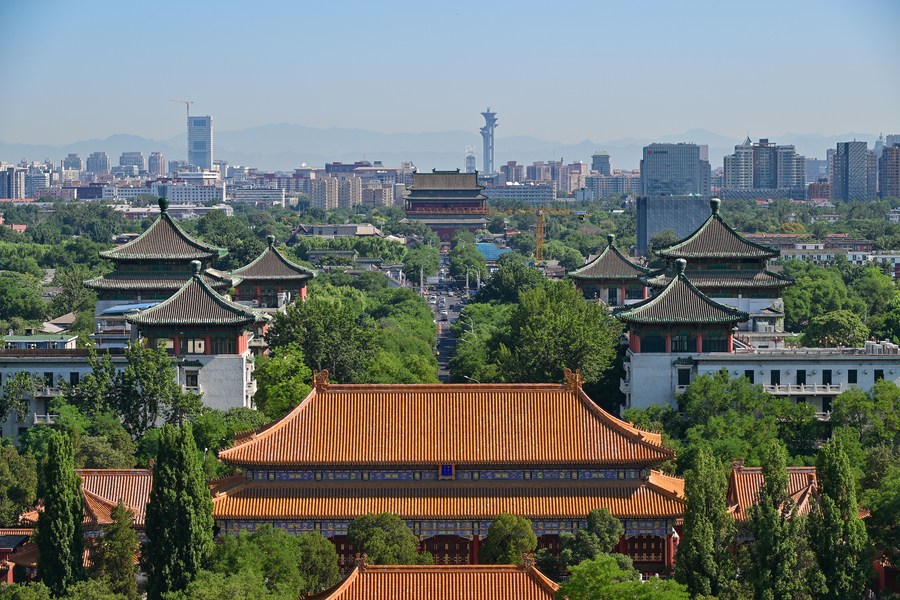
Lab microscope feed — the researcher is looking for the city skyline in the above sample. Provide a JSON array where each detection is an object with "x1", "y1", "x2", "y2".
[{"x1": 1, "y1": 0, "x2": 899, "y2": 147}]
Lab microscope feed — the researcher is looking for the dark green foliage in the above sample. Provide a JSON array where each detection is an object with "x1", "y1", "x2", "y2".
[
  {"x1": 35, "y1": 430, "x2": 84, "y2": 596},
  {"x1": 0, "y1": 582, "x2": 53, "y2": 599},
  {"x1": 801, "y1": 309, "x2": 870, "y2": 347},
  {"x1": 536, "y1": 508, "x2": 622, "y2": 578},
  {"x1": 401, "y1": 245, "x2": 440, "y2": 282},
  {"x1": 143, "y1": 424, "x2": 214, "y2": 600},
  {"x1": 347, "y1": 513, "x2": 432, "y2": 565},
  {"x1": 831, "y1": 381, "x2": 900, "y2": 448},
  {"x1": 206, "y1": 525, "x2": 339, "y2": 599},
  {"x1": 92, "y1": 501, "x2": 139, "y2": 600},
  {"x1": 747, "y1": 441, "x2": 803, "y2": 600},
  {"x1": 497, "y1": 280, "x2": 622, "y2": 384},
  {"x1": 0, "y1": 444, "x2": 37, "y2": 527},
  {"x1": 674, "y1": 446, "x2": 735, "y2": 598},
  {"x1": 809, "y1": 439, "x2": 870, "y2": 600},
  {"x1": 866, "y1": 460, "x2": 900, "y2": 566},
  {"x1": 195, "y1": 210, "x2": 266, "y2": 270},
  {"x1": 478, "y1": 514, "x2": 537, "y2": 565},
  {"x1": 0, "y1": 272, "x2": 46, "y2": 322},
  {"x1": 65, "y1": 578, "x2": 128, "y2": 599},
  {"x1": 113, "y1": 341, "x2": 202, "y2": 437},
  {"x1": 556, "y1": 553, "x2": 690, "y2": 599},
  {"x1": 473, "y1": 254, "x2": 544, "y2": 304},
  {"x1": 0, "y1": 372, "x2": 41, "y2": 424},
  {"x1": 161, "y1": 570, "x2": 272, "y2": 600},
  {"x1": 449, "y1": 234, "x2": 487, "y2": 282},
  {"x1": 252, "y1": 342, "x2": 313, "y2": 419}
]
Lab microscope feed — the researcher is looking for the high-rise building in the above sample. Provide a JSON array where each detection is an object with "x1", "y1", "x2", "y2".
[
  {"x1": 887, "y1": 134, "x2": 900, "y2": 148},
  {"x1": 0, "y1": 166, "x2": 26, "y2": 199},
  {"x1": 879, "y1": 144, "x2": 900, "y2": 199},
  {"x1": 479, "y1": 108, "x2": 498, "y2": 175},
  {"x1": 148, "y1": 152, "x2": 167, "y2": 178},
  {"x1": 62, "y1": 153, "x2": 83, "y2": 171},
  {"x1": 86, "y1": 152, "x2": 110, "y2": 175},
  {"x1": 500, "y1": 161, "x2": 524, "y2": 183},
  {"x1": 805, "y1": 158, "x2": 827, "y2": 184},
  {"x1": 591, "y1": 150, "x2": 611, "y2": 175},
  {"x1": 527, "y1": 161, "x2": 551, "y2": 182},
  {"x1": 724, "y1": 138, "x2": 804, "y2": 192},
  {"x1": 24, "y1": 167, "x2": 50, "y2": 197},
  {"x1": 831, "y1": 141, "x2": 872, "y2": 201},
  {"x1": 465, "y1": 147, "x2": 476, "y2": 174},
  {"x1": 640, "y1": 143, "x2": 711, "y2": 198},
  {"x1": 636, "y1": 195, "x2": 710, "y2": 255},
  {"x1": 188, "y1": 115, "x2": 214, "y2": 170},
  {"x1": 119, "y1": 152, "x2": 146, "y2": 172}
]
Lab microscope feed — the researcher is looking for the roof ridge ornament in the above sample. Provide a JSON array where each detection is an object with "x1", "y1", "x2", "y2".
[
  {"x1": 355, "y1": 552, "x2": 368, "y2": 570},
  {"x1": 607, "y1": 233, "x2": 616, "y2": 246},
  {"x1": 563, "y1": 368, "x2": 583, "y2": 391},
  {"x1": 313, "y1": 369, "x2": 330, "y2": 391},
  {"x1": 522, "y1": 551, "x2": 536, "y2": 568},
  {"x1": 190, "y1": 260, "x2": 202, "y2": 278},
  {"x1": 158, "y1": 197, "x2": 169, "y2": 213},
  {"x1": 710, "y1": 197, "x2": 721, "y2": 215},
  {"x1": 675, "y1": 258, "x2": 687, "y2": 276},
  {"x1": 267, "y1": 235, "x2": 275, "y2": 247}
]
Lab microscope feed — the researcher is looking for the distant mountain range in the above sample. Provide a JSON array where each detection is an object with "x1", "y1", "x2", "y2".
[{"x1": 0, "y1": 125, "x2": 882, "y2": 173}]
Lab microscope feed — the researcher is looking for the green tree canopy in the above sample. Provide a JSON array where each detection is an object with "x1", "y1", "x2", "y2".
[
  {"x1": 537, "y1": 508, "x2": 623, "y2": 578},
  {"x1": 473, "y1": 253, "x2": 545, "y2": 304},
  {"x1": 252, "y1": 342, "x2": 313, "y2": 420},
  {"x1": 556, "y1": 554, "x2": 690, "y2": 600},
  {"x1": 92, "y1": 501, "x2": 139, "y2": 600},
  {"x1": 674, "y1": 445, "x2": 735, "y2": 598},
  {"x1": 801, "y1": 309, "x2": 870, "y2": 347},
  {"x1": 346, "y1": 513, "x2": 432, "y2": 565},
  {"x1": 831, "y1": 381, "x2": 900, "y2": 449},
  {"x1": 35, "y1": 430, "x2": 84, "y2": 596},
  {"x1": 809, "y1": 439, "x2": 870, "y2": 600},
  {"x1": 479, "y1": 514, "x2": 538, "y2": 565},
  {"x1": 143, "y1": 424, "x2": 214, "y2": 600},
  {"x1": 0, "y1": 444, "x2": 37, "y2": 527}
]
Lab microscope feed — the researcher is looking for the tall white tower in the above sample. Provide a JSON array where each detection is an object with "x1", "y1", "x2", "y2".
[{"x1": 479, "y1": 108, "x2": 498, "y2": 175}]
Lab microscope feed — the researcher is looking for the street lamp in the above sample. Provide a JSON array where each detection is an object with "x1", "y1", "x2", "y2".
[{"x1": 463, "y1": 375, "x2": 481, "y2": 384}]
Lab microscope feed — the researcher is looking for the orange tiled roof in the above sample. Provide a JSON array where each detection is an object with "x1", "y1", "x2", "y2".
[
  {"x1": 727, "y1": 464, "x2": 817, "y2": 521},
  {"x1": 211, "y1": 478, "x2": 686, "y2": 521},
  {"x1": 218, "y1": 382, "x2": 673, "y2": 467},
  {"x1": 311, "y1": 564, "x2": 558, "y2": 600}
]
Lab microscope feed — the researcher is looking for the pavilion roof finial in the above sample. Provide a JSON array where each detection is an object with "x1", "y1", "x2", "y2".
[
  {"x1": 190, "y1": 260, "x2": 202, "y2": 278},
  {"x1": 563, "y1": 368, "x2": 583, "y2": 391},
  {"x1": 158, "y1": 197, "x2": 169, "y2": 213},
  {"x1": 675, "y1": 258, "x2": 687, "y2": 276},
  {"x1": 313, "y1": 369, "x2": 331, "y2": 392},
  {"x1": 267, "y1": 235, "x2": 275, "y2": 247},
  {"x1": 710, "y1": 198, "x2": 721, "y2": 215},
  {"x1": 607, "y1": 233, "x2": 616, "y2": 246}
]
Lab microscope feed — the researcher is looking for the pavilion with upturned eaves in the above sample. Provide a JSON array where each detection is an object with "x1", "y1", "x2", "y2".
[
  {"x1": 85, "y1": 198, "x2": 234, "y2": 349},
  {"x1": 569, "y1": 234, "x2": 649, "y2": 306},
  {"x1": 212, "y1": 370, "x2": 686, "y2": 575},
  {"x1": 232, "y1": 235, "x2": 315, "y2": 309},
  {"x1": 125, "y1": 261, "x2": 268, "y2": 411},
  {"x1": 647, "y1": 198, "x2": 791, "y2": 344}
]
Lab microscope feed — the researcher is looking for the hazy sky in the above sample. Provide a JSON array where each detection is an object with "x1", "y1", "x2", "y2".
[{"x1": 1, "y1": 0, "x2": 898, "y2": 145}]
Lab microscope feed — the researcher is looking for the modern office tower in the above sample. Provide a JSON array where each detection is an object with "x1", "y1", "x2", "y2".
[
  {"x1": 887, "y1": 134, "x2": 900, "y2": 148},
  {"x1": 527, "y1": 161, "x2": 551, "y2": 181},
  {"x1": 0, "y1": 166, "x2": 26, "y2": 198},
  {"x1": 806, "y1": 158, "x2": 827, "y2": 184},
  {"x1": 465, "y1": 147, "x2": 476, "y2": 173},
  {"x1": 868, "y1": 150, "x2": 878, "y2": 198},
  {"x1": 86, "y1": 152, "x2": 111, "y2": 175},
  {"x1": 831, "y1": 141, "x2": 872, "y2": 201},
  {"x1": 880, "y1": 144, "x2": 900, "y2": 198},
  {"x1": 640, "y1": 143, "x2": 711, "y2": 198},
  {"x1": 725, "y1": 138, "x2": 805, "y2": 189},
  {"x1": 24, "y1": 167, "x2": 50, "y2": 197},
  {"x1": 119, "y1": 152, "x2": 146, "y2": 172},
  {"x1": 591, "y1": 150, "x2": 611, "y2": 175},
  {"x1": 875, "y1": 134, "x2": 885, "y2": 160},
  {"x1": 500, "y1": 161, "x2": 524, "y2": 183},
  {"x1": 188, "y1": 115, "x2": 214, "y2": 170},
  {"x1": 636, "y1": 195, "x2": 710, "y2": 255},
  {"x1": 62, "y1": 153, "x2": 83, "y2": 171},
  {"x1": 479, "y1": 107, "x2": 498, "y2": 175},
  {"x1": 148, "y1": 152, "x2": 167, "y2": 178}
]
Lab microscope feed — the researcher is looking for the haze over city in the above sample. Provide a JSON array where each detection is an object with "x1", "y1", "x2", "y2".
[{"x1": 1, "y1": 0, "x2": 899, "y2": 155}]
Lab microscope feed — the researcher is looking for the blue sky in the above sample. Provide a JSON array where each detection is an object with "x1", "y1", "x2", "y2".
[{"x1": 1, "y1": 0, "x2": 898, "y2": 145}]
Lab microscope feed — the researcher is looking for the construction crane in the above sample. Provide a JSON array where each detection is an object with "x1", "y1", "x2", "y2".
[
  {"x1": 493, "y1": 207, "x2": 586, "y2": 262},
  {"x1": 168, "y1": 98, "x2": 194, "y2": 119}
]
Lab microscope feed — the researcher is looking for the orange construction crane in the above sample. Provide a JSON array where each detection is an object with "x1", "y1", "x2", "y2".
[{"x1": 490, "y1": 207, "x2": 586, "y2": 261}]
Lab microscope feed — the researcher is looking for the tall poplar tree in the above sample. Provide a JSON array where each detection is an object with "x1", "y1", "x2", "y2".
[
  {"x1": 748, "y1": 441, "x2": 802, "y2": 600},
  {"x1": 674, "y1": 445, "x2": 735, "y2": 598},
  {"x1": 35, "y1": 430, "x2": 84, "y2": 596},
  {"x1": 93, "y1": 501, "x2": 139, "y2": 600},
  {"x1": 809, "y1": 438, "x2": 870, "y2": 600},
  {"x1": 143, "y1": 423, "x2": 214, "y2": 600}
]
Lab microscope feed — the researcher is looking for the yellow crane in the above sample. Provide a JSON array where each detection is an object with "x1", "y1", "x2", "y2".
[{"x1": 493, "y1": 207, "x2": 586, "y2": 262}]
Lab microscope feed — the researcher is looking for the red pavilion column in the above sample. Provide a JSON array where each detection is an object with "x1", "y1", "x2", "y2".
[
  {"x1": 629, "y1": 333, "x2": 641, "y2": 353},
  {"x1": 665, "y1": 334, "x2": 672, "y2": 353},
  {"x1": 643, "y1": 286, "x2": 649, "y2": 299},
  {"x1": 727, "y1": 333, "x2": 734, "y2": 352},
  {"x1": 469, "y1": 535, "x2": 480, "y2": 564},
  {"x1": 205, "y1": 335, "x2": 212, "y2": 355},
  {"x1": 666, "y1": 533, "x2": 676, "y2": 569},
  {"x1": 619, "y1": 286, "x2": 626, "y2": 305},
  {"x1": 696, "y1": 334, "x2": 703, "y2": 353}
]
